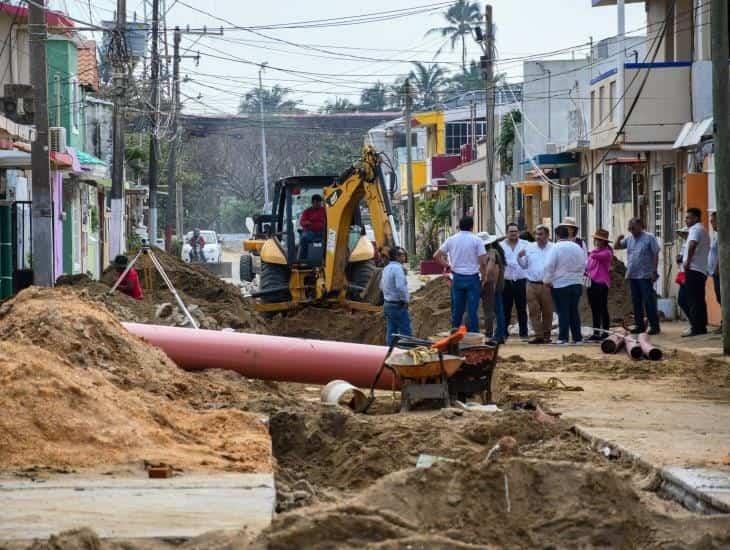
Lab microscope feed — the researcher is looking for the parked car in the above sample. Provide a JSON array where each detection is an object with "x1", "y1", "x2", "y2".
[{"x1": 181, "y1": 230, "x2": 221, "y2": 263}]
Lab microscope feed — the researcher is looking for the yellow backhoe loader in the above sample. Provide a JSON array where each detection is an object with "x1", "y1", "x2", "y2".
[{"x1": 244, "y1": 146, "x2": 400, "y2": 313}]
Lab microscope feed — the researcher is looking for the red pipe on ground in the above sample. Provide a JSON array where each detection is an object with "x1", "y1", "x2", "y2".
[
  {"x1": 123, "y1": 323, "x2": 397, "y2": 390},
  {"x1": 601, "y1": 334, "x2": 625, "y2": 354},
  {"x1": 638, "y1": 333, "x2": 663, "y2": 361},
  {"x1": 623, "y1": 335, "x2": 643, "y2": 360}
]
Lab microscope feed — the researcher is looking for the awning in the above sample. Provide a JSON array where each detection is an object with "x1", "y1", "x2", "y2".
[
  {"x1": 0, "y1": 150, "x2": 31, "y2": 168},
  {"x1": 444, "y1": 157, "x2": 485, "y2": 185},
  {"x1": 50, "y1": 151, "x2": 73, "y2": 168},
  {"x1": 76, "y1": 150, "x2": 106, "y2": 166},
  {"x1": 522, "y1": 152, "x2": 579, "y2": 169},
  {"x1": 673, "y1": 117, "x2": 713, "y2": 148}
]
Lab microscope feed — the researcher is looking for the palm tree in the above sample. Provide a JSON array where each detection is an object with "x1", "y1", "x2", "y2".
[
  {"x1": 426, "y1": 0, "x2": 482, "y2": 73},
  {"x1": 238, "y1": 85, "x2": 300, "y2": 114},
  {"x1": 449, "y1": 60, "x2": 483, "y2": 92},
  {"x1": 409, "y1": 62, "x2": 448, "y2": 108},
  {"x1": 321, "y1": 97, "x2": 358, "y2": 114},
  {"x1": 360, "y1": 82, "x2": 387, "y2": 111}
]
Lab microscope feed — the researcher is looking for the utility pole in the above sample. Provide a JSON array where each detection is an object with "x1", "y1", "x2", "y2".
[
  {"x1": 483, "y1": 4, "x2": 496, "y2": 234},
  {"x1": 165, "y1": 26, "x2": 181, "y2": 249},
  {"x1": 110, "y1": 0, "x2": 128, "y2": 258},
  {"x1": 29, "y1": 0, "x2": 54, "y2": 285},
  {"x1": 258, "y1": 62, "x2": 270, "y2": 208},
  {"x1": 147, "y1": 0, "x2": 160, "y2": 245},
  {"x1": 616, "y1": 0, "x2": 626, "y2": 131},
  {"x1": 163, "y1": 26, "x2": 216, "y2": 250},
  {"x1": 711, "y1": 0, "x2": 730, "y2": 353},
  {"x1": 404, "y1": 78, "x2": 416, "y2": 259}
]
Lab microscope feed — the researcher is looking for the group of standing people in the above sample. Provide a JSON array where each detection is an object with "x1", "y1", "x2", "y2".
[{"x1": 381, "y1": 208, "x2": 719, "y2": 346}]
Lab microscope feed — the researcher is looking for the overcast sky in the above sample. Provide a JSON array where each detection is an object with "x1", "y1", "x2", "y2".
[{"x1": 59, "y1": 0, "x2": 647, "y2": 114}]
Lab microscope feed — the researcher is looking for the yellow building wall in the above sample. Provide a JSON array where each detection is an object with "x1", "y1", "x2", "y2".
[
  {"x1": 413, "y1": 111, "x2": 446, "y2": 156},
  {"x1": 400, "y1": 160, "x2": 428, "y2": 196}
]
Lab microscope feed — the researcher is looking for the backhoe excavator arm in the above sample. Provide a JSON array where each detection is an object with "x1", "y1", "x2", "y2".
[{"x1": 321, "y1": 146, "x2": 399, "y2": 297}]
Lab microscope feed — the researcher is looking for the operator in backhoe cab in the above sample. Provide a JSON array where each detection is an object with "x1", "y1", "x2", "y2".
[{"x1": 299, "y1": 194, "x2": 326, "y2": 259}]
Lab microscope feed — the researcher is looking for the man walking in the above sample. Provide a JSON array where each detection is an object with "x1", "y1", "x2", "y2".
[
  {"x1": 434, "y1": 216, "x2": 488, "y2": 333},
  {"x1": 615, "y1": 218, "x2": 661, "y2": 335},
  {"x1": 380, "y1": 246, "x2": 412, "y2": 345},
  {"x1": 544, "y1": 225, "x2": 586, "y2": 345},
  {"x1": 682, "y1": 207, "x2": 710, "y2": 336},
  {"x1": 500, "y1": 223, "x2": 529, "y2": 341},
  {"x1": 518, "y1": 225, "x2": 554, "y2": 344}
]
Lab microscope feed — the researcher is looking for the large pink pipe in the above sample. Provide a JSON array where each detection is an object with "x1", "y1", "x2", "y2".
[{"x1": 123, "y1": 323, "x2": 397, "y2": 389}]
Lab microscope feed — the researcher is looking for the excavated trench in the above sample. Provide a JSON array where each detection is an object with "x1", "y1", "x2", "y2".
[{"x1": 2, "y1": 254, "x2": 728, "y2": 548}]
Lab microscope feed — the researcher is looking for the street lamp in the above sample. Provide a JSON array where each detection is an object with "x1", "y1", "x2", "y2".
[
  {"x1": 536, "y1": 61, "x2": 552, "y2": 142},
  {"x1": 258, "y1": 62, "x2": 270, "y2": 208}
]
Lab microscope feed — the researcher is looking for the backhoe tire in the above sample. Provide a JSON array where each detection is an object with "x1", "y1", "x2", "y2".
[
  {"x1": 347, "y1": 260, "x2": 382, "y2": 304},
  {"x1": 260, "y1": 262, "x2": 291, "y2": 303},
  {"x1": 239, "y1": 254, "x2": 255, "y2": 283}
]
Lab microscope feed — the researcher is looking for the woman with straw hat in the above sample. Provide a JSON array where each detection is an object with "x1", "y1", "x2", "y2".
[
  {"x1": 585, "y1": 229, "x2": 613, "y2": 341},
  {"x1": 557, "y1": 216, "x2": 587, "y2": 252}
]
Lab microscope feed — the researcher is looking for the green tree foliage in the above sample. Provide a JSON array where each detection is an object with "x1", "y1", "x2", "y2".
[
  {"x1": 498, "y1": 109, "x2": 522, "y2": 175},
  {"x1": 448, "y1": 60, "x2": 483, "y2": 92},
  {"x1": 360, "y1": 82, "x2": 388, "y2": 111},
  {"x1": 302, "y1": 137, "x2": 361, "y2": 176},
  {"x1": 321, "y1": 97, "x2": 358, "y2": 114},
  {"x1": 409, "y1": 62, "x2": 448, "y2": 108},
  {"x1": 219, "y1": 199, "x2": 258, "y2": 233},
  {"x1": 238, "y1": 85, "x2": 301, "y2": 114},
  {"x1": 426, "y1": 0, "x2": 482, "y2": 72},
  {"x1": 417, "y1": 195, "x2": 454, "y2": 259}
]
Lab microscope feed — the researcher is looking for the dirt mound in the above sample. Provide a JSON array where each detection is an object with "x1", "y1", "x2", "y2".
[
  {"x1": 0, "y1": 341, "x2": 271, "y2": 472},
  {"x1": 257, "y1": 457, "x2": 730, "y2": 549},
  {"x1": 270, "y1": 406, "x2": 564, "y2": 493},
  {"x1": 268, "y1": 306, "x2": 384, "y2": 345},
  {"x1": 409, "y1": 276, "x2": 453, "y2": 338},
  {"x1": 60, "y1": 247, "x2": 272, "y2": 332}
]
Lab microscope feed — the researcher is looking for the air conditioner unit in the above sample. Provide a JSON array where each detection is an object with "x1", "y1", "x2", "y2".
[
  {"x1": 49, "y1": 127, "x2": 67, "y2": 153},
  {"x1": 545, "y1": 142, "x2": 558, "y2": 154}
]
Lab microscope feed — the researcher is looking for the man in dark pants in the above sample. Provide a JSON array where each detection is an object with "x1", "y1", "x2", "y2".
[
  {"x1": 682, "y1": 207, "x2": 710, "y2": 336},
  {"x1": 434, "y1": 216, "x2": 488, "y2": 333},
  {"x1": 543, "y1": 225, "x2": 586, "y2": 344},
  {"x1": 615, "y1": 218, "x2": 661, "y2": 335},
  {"x1": 500, "y1": 223, "x2": 529, "y2": 341}
]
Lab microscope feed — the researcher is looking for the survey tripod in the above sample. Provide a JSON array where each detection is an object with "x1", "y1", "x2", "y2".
[{"x1": 108, "y1": 242, "x2": 199, "y2": 329}]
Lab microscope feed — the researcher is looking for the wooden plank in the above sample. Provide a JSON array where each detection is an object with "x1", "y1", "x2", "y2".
[{"x1": 0, "y1": 474, "x2": 275, "y2": 540}]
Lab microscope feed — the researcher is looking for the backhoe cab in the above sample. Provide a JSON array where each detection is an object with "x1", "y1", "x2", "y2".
[{"x1": 247, "y1": 146, "x2": 398, "y2": 313}]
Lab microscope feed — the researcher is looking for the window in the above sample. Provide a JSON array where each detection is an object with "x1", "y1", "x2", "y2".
[
  {"x1": 609, "y1": 81, "x2": 616, "y2": 123},
  {"x1": 611, "y1": 164, "x2": 632, "y2": 203},
  {"x1": 653, "y1": 190, "x2": 662, "y2": 238},
  {"x1": 590, "y1": 90, "x2": 595, "y2": 129},
  {"x1": 71, "y1": 77, "x2": 80, "y2": 132},
  {"x1": 445, "y1": 119, "x2": 486, "y2": 155},
  {"x1": 598, "y1": 86, "x2": 605, "y2": 125}
]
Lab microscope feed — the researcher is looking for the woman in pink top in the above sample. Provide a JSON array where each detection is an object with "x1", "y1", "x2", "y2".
[{"x1": 586, "y1": 229, "x2": 614, "y2": 341}]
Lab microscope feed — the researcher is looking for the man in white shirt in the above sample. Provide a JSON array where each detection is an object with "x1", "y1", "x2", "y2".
[
  {"x1": 500, "y1": 223, "x2": 529, "y2": 341},
  {"x1": 518, "y1": 225, "x2": 554, "y2": 344},
  {"x1": 683, "y1": 207, "x2": 711, "y2": 336},
  {"x1": 544, "y1": 225, "x2": 587, "y2": 344},
  {"x1": 434, "y1": 216, "x2": 488, "y2": 332}
]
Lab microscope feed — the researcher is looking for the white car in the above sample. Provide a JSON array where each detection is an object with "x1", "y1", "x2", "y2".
[{"x1": 181, "y1": 230, "x2": 221, "y2": 263}]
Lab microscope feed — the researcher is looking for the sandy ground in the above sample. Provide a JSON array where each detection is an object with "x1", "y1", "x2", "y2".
[{"x1": 4, "y1": 255, "x2": 730, "y2": 547}]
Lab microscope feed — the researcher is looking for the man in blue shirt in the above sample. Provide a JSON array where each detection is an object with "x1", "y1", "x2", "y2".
[
  {"x1": 380, "y1": 246, "x2": 412, "y2": 345},
  {"x1": 615, "y1": 218, "x2": 661, "y2": 334}
]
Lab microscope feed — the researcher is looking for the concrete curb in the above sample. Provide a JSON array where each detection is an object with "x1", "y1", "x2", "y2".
[{"x1": 571, "y1": 424, "x2": 730, "y2": 515}]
